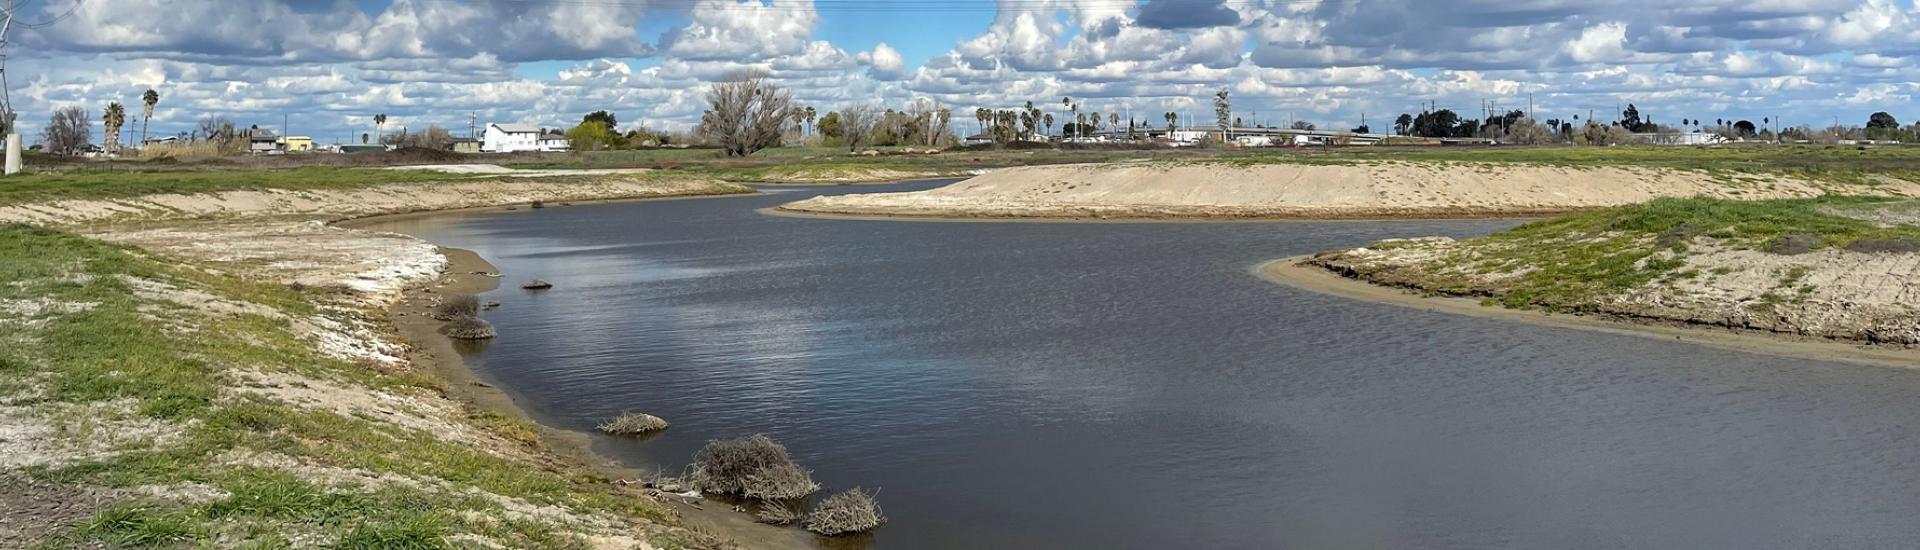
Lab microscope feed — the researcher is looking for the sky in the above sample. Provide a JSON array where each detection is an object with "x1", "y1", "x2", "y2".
[{"x1": 7, "y1": 0, "x2": 1920, "y2": 144}]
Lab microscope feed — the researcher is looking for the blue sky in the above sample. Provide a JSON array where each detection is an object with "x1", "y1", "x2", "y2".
[{"x1": 10, "y1": 0, "x2": 1920, "y2": 143}]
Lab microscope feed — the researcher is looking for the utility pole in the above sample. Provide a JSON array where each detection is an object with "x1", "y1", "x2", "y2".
[{"x1": 468, "y1": 111, "x2": 476, "y2": 139}]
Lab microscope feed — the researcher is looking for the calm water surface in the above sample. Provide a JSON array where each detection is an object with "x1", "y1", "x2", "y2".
[{"x1": 366, "y1": 180, "x2": 1920, "y2": 549}]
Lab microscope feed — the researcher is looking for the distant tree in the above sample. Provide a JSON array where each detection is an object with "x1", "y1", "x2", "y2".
[
  {"x1": 102, "y1": 101, "x2": 126, "y2": 154},
  {"x1": 1164, "y1": 111, "x2": 1177, "y2": 133},
  {"x1": 1620, "y1": 103, "x2": 1650, "y2": 132},
  {"x1": 1043, "y1": 113, "x2": 1054, "y2": 138},
  {"x1": 1394, "y1": 113, "x2": 1413, "y2": 135},
  {"x1": 390, "y1": 125, "x2": 456, "y2": 149},
  {"x1": 140, "y1": 89, "x2": 159, "y2": 145},
  {"x1": 583, "y1": 110, "x2": 618, "y2": 129},
  {"x1": 1213, "y1": 88, "x2": 1231, "y2": 137},
  {"x1": 698, "y1": 77, "x2": 793, "y2": 156},
  {"x1": 42, "y1": 106, "x2": 90, "y2": 156},
  {"x1": 1867, "y1": 112, "x2": 1899, "y2": 129},
  {"x1": 1577, "y1": 121, "x2": 1634, "y2": 146},
  {"x1": 1411, "y1": 109, "x2": 1461, "y2": 137},
  {"x1": 374, "y1": 113, "x2": 387, "y2": 140},
  {"x1": 1734, "y1": 120, "x2": 1757, "y2": 137},
  {"x1": 817, "y1": 111, "x2": 843, "y2": 141},
  {"x1": 361, "y1": 133, "x2": 369, "y2": 144},
  {"x1": 839, "y1": 104, "x2": 879, "y2": 151},
  {"x1": 1089, "y1": 111, "x2": 1101, "y2": 136},
  {"x1": 1350, "y1": 124, "x2": 1370, "y2": 134},
  {"x1": 565, "y1": 121, "x2": 613, "y2": 150},
  {"x1": 1290, "y1": 120, "x2": 1316, "y2": 131},
  {"x1": 1503, "y1": 118, "x2": 1551, "y2": 145}
]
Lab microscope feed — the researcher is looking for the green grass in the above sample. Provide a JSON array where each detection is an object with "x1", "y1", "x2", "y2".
[
  {"x1": 0, "y1": 224, "x2": 692, "y2": 548},
  {"x1": 1383, "y1": 196, "x2": 1920, "y2": 311}
]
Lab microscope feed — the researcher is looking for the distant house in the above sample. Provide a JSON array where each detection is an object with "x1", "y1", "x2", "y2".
[
  {"x1": 963, "y1": 132, "x2": 993, "y2": 146},
  {"x1": 536, "y1": 132, "x2": 570, "y2": 152},
  {"x1": 452, "y1": 137, "x2": 481, "y2": 154},
  {"x1": 246, "y1": 128, "x2": 281, "y2": 154},
  {"x1": 279, "y1": 136, "x2": 314, "y2": 152},
  {"x1": 482, "y1": 123, "x2": 569, "y2": 153}
]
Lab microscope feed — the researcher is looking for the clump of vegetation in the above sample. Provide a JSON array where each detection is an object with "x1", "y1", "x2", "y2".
[
  {"x1": 597, "y1": 412, "x2": 669, "y2": 435},
  {"x1": 755, "y1": 503, "x2": 798, "y2": 525},
  {"x1": 443, "y1": 315, "x2": 496, "y2": 340},
  {"x1": 430, "y1": 293, "x2": 480, "y2": 320},
  {"x1": 804, "y1": 488, "x2": 884, "y2": 536},
  {"x1": 689, "y1": 435, "x2": 819, "y2": 500}
]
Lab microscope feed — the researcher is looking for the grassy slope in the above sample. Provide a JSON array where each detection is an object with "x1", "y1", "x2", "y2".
[
  {"x1": 1339, "y1": 196, "x2": 1920, "y2": 311},
  {"x1": 0, "y1": 225, "x2": 698, "y2": 548}
]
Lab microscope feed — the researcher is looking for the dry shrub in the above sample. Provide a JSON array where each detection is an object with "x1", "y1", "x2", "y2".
[
  {"x1": 597, "y1": 412, "x2": 669, "y2": 435},
  {"x1": 139, "y1": 141, "x2": 225, "y2": 159},
  {"x1": 689, "y1": 434, "x2": 818, "y2": 500},
  {"x1": 443, "y1": 316, "x2": 496, "y2": 340},
  {"x1": 755, "y1": 503, "x2": 798, "y2": 525},
  {"x1": 430, "y1": 294, "x2": 480, "y2": 320},
  {"x1": 805, "y1": 488, "x2": 884, "y2": 536}
]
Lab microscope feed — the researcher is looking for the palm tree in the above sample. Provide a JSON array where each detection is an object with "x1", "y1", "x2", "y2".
[
  {"x1": 102, "y1": 101, "x2": 126, "y2": 154},
  {"x1": 1043, "y1": 113, "x2": 1054, "y2": 139},
  {"x1": 1089, "y1": 111, "x2": 1101, "y2": 137},
  {"x1": 805, "y1": 106, "x2": 817, "y2": 137},
  {"x1": 361, "y1": 133, "x2": 369, "y2": 145},
  {"x1": 936, "y1": 108, "x2": 951, "y2": 146},
  {"x1": 374, "y1": 113, "x2": 388, "y2": 142},
  {"x1": 974, "y1": 107, "x2": 990, "y2": 136},
  {"x1": 140, "y1": 89, "x2": 159, "y2": 146}
]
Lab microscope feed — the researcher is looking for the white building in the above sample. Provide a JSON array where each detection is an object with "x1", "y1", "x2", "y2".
[
  {"x1": 536, "y1": 132, "x2": 571, "y2": 152},
  {"x1": 482, "y1": 123, "x2": 570, "y2": 152}
]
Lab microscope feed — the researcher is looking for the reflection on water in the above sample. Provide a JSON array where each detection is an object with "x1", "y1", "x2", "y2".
[{"x1": 366, "y1": 182, "x2": 1920, "y2": 549}]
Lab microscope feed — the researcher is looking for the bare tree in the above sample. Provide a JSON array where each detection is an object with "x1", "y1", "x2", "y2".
[
  {"x1": 42, "y1": 106, "x2": 90, "y2": 156},
  {"x1": 839, "y1": 103, "x2": 879, "y2": 152},
  {"x1": 699, "y1": 77, "x2": 794, "y2": 157}
]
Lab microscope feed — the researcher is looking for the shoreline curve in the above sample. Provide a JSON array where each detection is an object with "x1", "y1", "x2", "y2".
[{"x1": 1256, "y1": 256, "x2": 1919, "y2": 369}]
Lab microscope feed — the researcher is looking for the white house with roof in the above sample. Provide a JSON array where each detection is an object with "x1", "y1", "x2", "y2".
[{"x1": 483, "y1": 123, "x2": 569, "y2": 153}]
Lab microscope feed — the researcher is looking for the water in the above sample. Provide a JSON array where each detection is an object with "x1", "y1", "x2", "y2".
[{"x1": 365, "y1": 180, "x2": 1920, "y2": 549}]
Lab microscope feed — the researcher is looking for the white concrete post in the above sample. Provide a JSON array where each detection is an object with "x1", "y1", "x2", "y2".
[{"x1": 4, "y1": 133, "x2": 20, "y2": 175}]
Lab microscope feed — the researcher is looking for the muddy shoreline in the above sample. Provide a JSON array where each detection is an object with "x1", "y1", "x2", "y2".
[
  {"x1": 1257, "y1": 256, "x2": 1918, "y2": 368},
  {"x1": 378, "y1": 232, "x2": 815, "y2": 549}
]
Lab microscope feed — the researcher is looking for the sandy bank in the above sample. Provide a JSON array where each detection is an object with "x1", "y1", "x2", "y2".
[
  {"x1": 779, "y1": 161, "x2": 1920, "y2": 219},
  {"x1": 1258, "y1": 257, "x2": 1918, "y2": 368},
  {"x1": 0, "y1": 175, "x2": 749, "y2": 226}
]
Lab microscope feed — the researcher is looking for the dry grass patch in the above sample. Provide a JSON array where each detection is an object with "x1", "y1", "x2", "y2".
[
  {"x1": 688, "y1": 435, "x2": 818, "y2": 500},
  {"x1": 804, "y1": 488, "x2": 884, "y2": 536},
  {"x1": 596, "y1": 412, "x2": 668, "y2": 435},
  {"x1": 429, "y1": 294, "x2": 479, "y2": 321},
  {"x1": 442, "y1": 316, "x2": 496, "y2": 340}
]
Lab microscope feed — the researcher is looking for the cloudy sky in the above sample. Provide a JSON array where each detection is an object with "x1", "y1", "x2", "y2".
[{"x1": 9, "y1": 0, "x2": 1919, "y2": 143}]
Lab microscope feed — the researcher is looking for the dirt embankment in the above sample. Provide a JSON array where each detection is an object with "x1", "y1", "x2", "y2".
[
  {"x1": 1302, "y1": 233, "x2": 1920, "y2": 353},
  {"x1": 779, "y1": 161, "x2": 1920, "y2": 219},
  {"x1": 0, "y1": 176, "x2": 750, "y2": 226}
]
